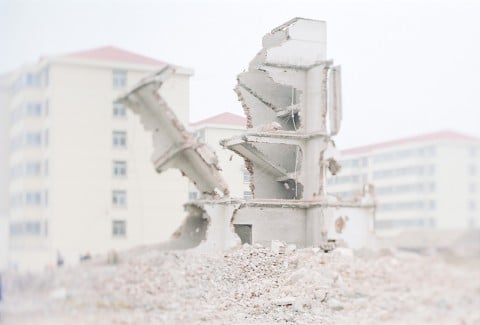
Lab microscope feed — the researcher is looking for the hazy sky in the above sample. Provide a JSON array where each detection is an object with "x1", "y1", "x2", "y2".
[{"x1": 1, "y1": 0, "x2": 479, "y2": 148}]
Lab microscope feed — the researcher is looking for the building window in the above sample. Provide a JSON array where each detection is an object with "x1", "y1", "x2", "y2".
[
  {"x1": 112, "y1": 161, "x2": 127, "y2": 177},
  {"x1": 112, "y1": 190, "x2": 127, "y2": 208},
  {"x1": 25, "y1": 162, "x2": 42, "y2": 176},
  {"x1": 469, "y1": 183, "x2": 477, "y2": 193},
  {"x1": 9, "y1": 221, "x2": 42, "y2": 236},
  {"x1": 112, "y1": 220, "x2": 126, "y2": 237},
  {"x1": 27, "y1": 221, "x2": 41, "y2": 235},
  {"x1": 113, "y1": 70, "x2": 127, "y2": 88},
  {"x1": 25, "y1": 191, "x2": 42, "y2": 206},
  {"x1": 25, "y1": 132, "x2": 42, "y2": 147},
  {"x1": 189, "y1": 192, "x2": 198, "y2": 200},
  {"x1": 361, "y1": 157, "x2": 368, "y2": 167},
  {"x1": 10, "y1": 164, "x2": 23, "y2": 179},
  {"x1": 243, "y1": 169, "x2": 251, "y2": 184},
  {"x1": 373, "y1": 165, "x2": 427, "y2": 180},
  {"x1": 375, "y1": 218, "x2": 435, "y2": 230},
  {"x1": 10, "y1": 193, "x2": 23, "y2": 208},
  {"x1": 112, "y1": 131, "x2": 127, "y2": 148},
  {"x1": 425, "y1": 146, "x2": 436, "y2": 156},
  {"x1": 378, "y1": 200, "x2": 425, "y2": 212},
  {"x1": 26, "y1": 102, "x2": 43, "y2": 117},
  {"x1": 113, "y1": 103, "x2": 127, "y2": 118},
  {"x1": 327, "y1": 174, "x2": 360, "y2": 185},
  {"x1": 469, "y1": 147, "x2": 477, "y2": 157},
  {"x1": 468, "y1": 200, "x2": 476, "y2": 211},
  {"x1": 468, "y1": 165, "x2": 476, "y2": 176},
  {"x1": 243, "y1": 191, "x2": 253, "y2": 201}
]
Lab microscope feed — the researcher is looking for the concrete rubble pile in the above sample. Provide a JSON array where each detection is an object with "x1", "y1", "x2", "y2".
[
  {"x1": 3, "y1": 245, "x2": 479, "y2": 324},
  {"x1": 118, "y1": 17, "x2": 376, "y2": 252}
]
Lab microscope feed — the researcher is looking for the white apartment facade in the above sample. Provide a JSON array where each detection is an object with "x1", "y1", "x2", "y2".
[
  {"x1": 0, "y1": 47, "x2": 193, "y2": 271},
  {"x1": 327, "y1": 131, "x2": 480, "y2": 236},
  {"x1": 189, "y1": 112, "x2": 250, "y2": 200},
  {"x1": 0, "y1": 75, "x2": 10, "y2": 270}
]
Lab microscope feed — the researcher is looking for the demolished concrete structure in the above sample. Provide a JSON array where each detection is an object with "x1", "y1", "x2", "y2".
[{"x1": 118, "y1": 18, "x2": 375, "y2": 251}]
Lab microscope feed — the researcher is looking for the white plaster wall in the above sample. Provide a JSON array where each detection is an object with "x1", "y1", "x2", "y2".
[
  {"x1": 328, "y1": 207, "x2": 374, "y2": 249},
  {"x1": 435, "y1": 142, "x2": 480, "y2": 229}
]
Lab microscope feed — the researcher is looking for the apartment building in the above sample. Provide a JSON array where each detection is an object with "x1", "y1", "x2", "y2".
[
  {"x1": 0, "y1": 75, "x2": 9, "y2": 270},
  {"x1": 189, "y1": 112, "x2": 250, "y2": 200},
  {"x1": 0, "y1": 47, "x2": 193, "y2": 271},
  {"x1": 327, "y1": 131, "x2": 480, "y2": 236}
]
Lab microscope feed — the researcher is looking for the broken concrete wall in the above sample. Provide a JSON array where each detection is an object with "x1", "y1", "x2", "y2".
[
  {"x1": 232, "y1": 203, "x2": 375, "y2": 249},
  {"x1": 119, "y1": 18, "x2": 375, "y2": 252},
  {"x1": 161, "y1": 201, "x2": 242, "y2": 252},
  {"x1": 224, "y1": 18, "x2": 374, "y2": 249},
  {"x1": 225, "y1": 18, "x2": 343, "y2": 203},
  {"x1": 233, "y1": 206, "x2": 308, "y2": 246}
]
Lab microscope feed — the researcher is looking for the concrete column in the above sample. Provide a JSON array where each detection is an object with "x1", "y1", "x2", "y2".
[
  {"x1": 304, "y1": 64, "x2": 329, "y2": 245},
  {"x1": 303, "y1": 64, "x2": 328, "y2": 200}
]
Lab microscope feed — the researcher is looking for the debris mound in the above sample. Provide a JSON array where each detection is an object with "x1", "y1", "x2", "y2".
[{"x1": 2, "y1": 245, "x2": 479, "y2": 324}]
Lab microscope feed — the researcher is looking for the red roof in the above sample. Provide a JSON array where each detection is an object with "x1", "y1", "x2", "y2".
[
  {"x1": 191, "y1": 112, "x2": 246, "y2": 127},
  {"x1": 63, "y1": 46, "x2": 166, "y2": 66},
  {"x1": 343, "y1": 130, "x2": 479, "y2": 155}
]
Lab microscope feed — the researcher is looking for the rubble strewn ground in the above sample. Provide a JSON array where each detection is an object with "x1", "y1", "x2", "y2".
[{"x1": 2, "y1": 244, "x2": 480, "y2": 324}]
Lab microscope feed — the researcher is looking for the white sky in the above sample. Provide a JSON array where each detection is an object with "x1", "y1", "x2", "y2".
[{"x1": 1, "y1": 0, "x2": 479, "y2": 148}]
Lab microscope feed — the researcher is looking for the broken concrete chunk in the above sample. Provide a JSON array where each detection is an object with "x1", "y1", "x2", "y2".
[
  {"x1": 328, "y1": 298, "x2": 344, "y2": 311},
  {"x1": 286, "y1": 244, "x2": 297, "y2": 254},
  {"x1": 271, "y1": 240, "x2": 286, "y2": 254},
  {"x1": 273, "y1": 296, "x2": 296, "y2": 306}
]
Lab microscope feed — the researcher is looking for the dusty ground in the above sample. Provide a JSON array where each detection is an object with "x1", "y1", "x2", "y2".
[{"x1": 1, "y1": 244, "x2": 479, "y2": 324}]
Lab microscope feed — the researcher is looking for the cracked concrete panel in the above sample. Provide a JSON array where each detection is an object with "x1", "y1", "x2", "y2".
[
  {"x1": 195, "y1": 202, "x2": 242, "y2": 252},
  {"x1": 117, "y1": 65, "x2": 228, "y2": 197},
  {"x1": 324, "y1": 207, "x2": 376, "y2": 249},
  {"x1": 162, "y1": 201, "x2": 241, "y2": 252},
  {"x1": 237, "y1": 70, "x2": 297, "y2": 114},
  {"x1": 234, "y1": 85, "x2": 284, "y2": 129},
  {"x1": 233, "y1": 206, "x2": 308, "y2": 247},
  {"x1": 260, "y1": 18, "x2": 327, "y2": 68},
  {"x1": 162, "y1": 204, "x2": 209, "y2": 250}
]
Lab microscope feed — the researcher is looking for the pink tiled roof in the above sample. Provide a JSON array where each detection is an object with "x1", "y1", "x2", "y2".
[
  {"x1": 343, "y1": 130, "x2": 479, "y2": 155},
  {"x1": 63, "y1": 46, "x2": 166, "y2": 66},
  {"x1": 191, "y1": 112, "x2": 246, "y2": 127}
]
